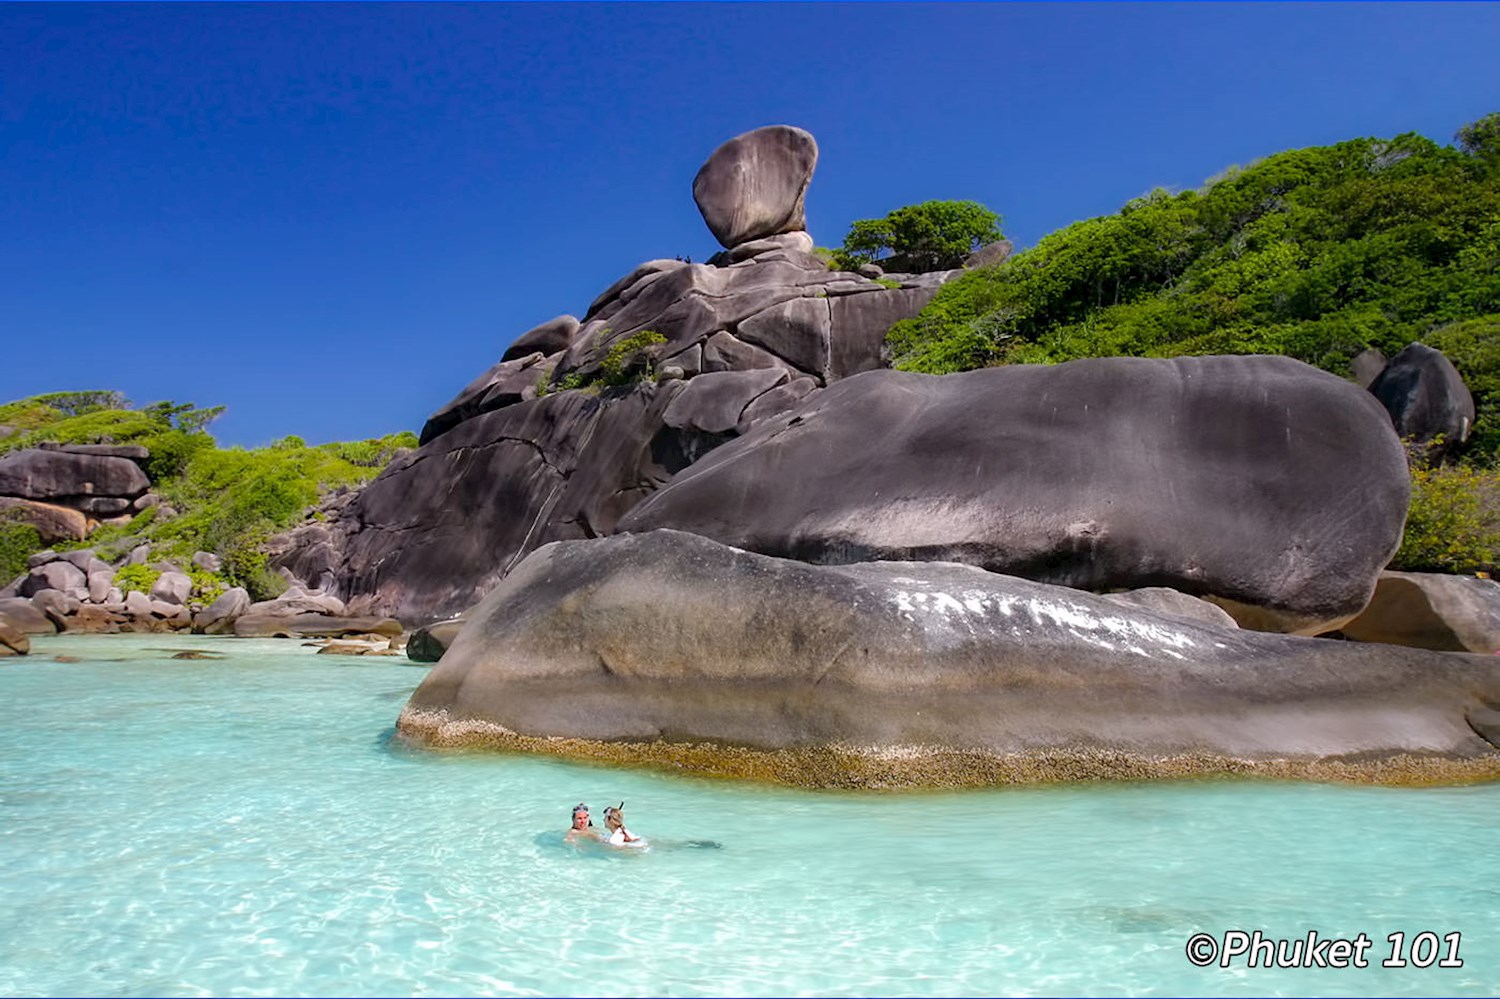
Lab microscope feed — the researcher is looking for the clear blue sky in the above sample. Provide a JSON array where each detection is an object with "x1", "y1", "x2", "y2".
[{"x1": 3, "y1": 2, "x2": 1498, "y2": 447}]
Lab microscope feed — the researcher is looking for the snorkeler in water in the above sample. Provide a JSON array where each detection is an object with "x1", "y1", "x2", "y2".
[
  {"x1": 602, "y1": 803, "x2": 645, "y2": 846},
  {"x1": 565, "y1": 802, "x2": 602, "y2": 844}
]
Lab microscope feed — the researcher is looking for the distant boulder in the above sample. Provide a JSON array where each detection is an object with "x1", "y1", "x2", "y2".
[
  {"x1": 194, "y1": 587, "x2": 250, "y2": 636},
  {"x1": 621, "y1": 355, "x2": 1410, "y2": 635},
  {"x1": 0, "y1": 448, "x2": 149, "y2": 501},
  {"x1": 500, "y1": 315, "x2": 580, "y2": 363},
  {"x1": 1369, "y1": 342, "x2": 1475, "y2": 458},
  {"x1": 693, "y1": 125, "x2": 817, "y2": 248}
]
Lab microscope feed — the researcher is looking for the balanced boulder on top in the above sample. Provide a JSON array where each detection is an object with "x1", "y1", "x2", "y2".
[{"x1": 693, "y1": 125, "x2": 818, "y2": 249}]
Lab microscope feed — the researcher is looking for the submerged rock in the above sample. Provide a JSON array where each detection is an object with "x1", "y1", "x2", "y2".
[
  {"x1": 621, "y1": 355, "x2": 1410, "y2": 635},
  {"x1": 398, "y1": 531, "x2": 1500, "y2": 788}
]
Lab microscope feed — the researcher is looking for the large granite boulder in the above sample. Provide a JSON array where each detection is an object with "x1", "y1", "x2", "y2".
[
  {"x1": 194, "y1": 587, "x2": 250, "y2": 636},
  {"x1": 692, "y1": 125, "x2": 817, "y2": 248},
  {"x1": 407, "y1": 616, "x2": 467, "y2": 663},
  {"x1": 0, "y1": 614, "x2": 29, "y2": 655},
  {"x1": 1369, "y1": 342, "x2": 1475, "y2": 456},
  {"x1": 621, "y1": 355, "x2": 1411, "y2": 635},
  {"x1": 0, "y1": 497, "x2": 88, "y2": 544},
  {"x1": 0, "y1": 448, "x2": 149, "y2": 502},
  {"x1": 398, "y1": 531, "x2": 1500, "y2": 787},
  {"x1": 1340, "y1": 571, "x2": 1500, "y2": 654},
  {"x1": 19, "y1": 560, "x2": 87, "y2": 599},
  {"x1": 0, "y1": 597, "x2": 57, "y2": 635}
]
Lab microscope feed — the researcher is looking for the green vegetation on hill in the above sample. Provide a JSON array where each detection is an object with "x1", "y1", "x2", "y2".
[
  {"x1": 0, "y1": 392, "x2": 416, "y2": 599},
  {"x1": 887, "y1": 113, "x2": 1500, "y2": 456}
]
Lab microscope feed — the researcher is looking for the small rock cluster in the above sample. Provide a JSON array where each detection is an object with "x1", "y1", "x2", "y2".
[
  {"x1": 0, "y1": 541, "x2": 402, "y2": 655},
  {"x1": 0, "y1": 445, "x2": 160, "y2": 544}
]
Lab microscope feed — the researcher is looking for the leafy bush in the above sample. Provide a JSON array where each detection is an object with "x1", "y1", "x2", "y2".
[
  {"x1": 112, "y1": 564, "x2": 161, "y2": 596},
  {"x1": 598, "y1": 330, "x2": 668, "y2": 387},
  {"x1": 187, "y1": 568, "x2": 228, "y2": 604},
  {"x1": 887, "y1": 118, "x2": 1500, "y2": 412},
  {"x1": 1391, "y1": 464, "x2": 1500, "y2": 574},
  {"x1": 0, "y1": 518, "x2": 41, "y2": 585},
  {"x1": 836, "y1": 200, "x2": 1002, "y2": 273}
]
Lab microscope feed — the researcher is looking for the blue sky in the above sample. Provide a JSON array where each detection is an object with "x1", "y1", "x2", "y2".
[{"x1": 3, "y1": 2, "x2": 1498, "y2": 446}]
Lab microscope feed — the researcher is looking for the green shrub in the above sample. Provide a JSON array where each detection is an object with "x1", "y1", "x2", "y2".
[
  {"x1": 0, "y1": 518, "x2": 42, "y2": 585},
  {"x1": 836, "y1": 200, "x2": 1002, "y2": 273},
  {"x1": 113, "y1": 564, "x2": 161, "y2": 596},
  {"x1": 599, "y1": 330, "x2": 668, "y2": 387},
  {"x1": 187, "y1": 568, "x2": 228, "y2": 604},
  {"x1": 1391, "y1": 464, "x2": 1500, "y2": 573}
]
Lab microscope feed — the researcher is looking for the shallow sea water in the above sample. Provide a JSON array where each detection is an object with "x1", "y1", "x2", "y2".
[{"x1": 1, "y1": 634, "x2": 1497, "y2": 997}]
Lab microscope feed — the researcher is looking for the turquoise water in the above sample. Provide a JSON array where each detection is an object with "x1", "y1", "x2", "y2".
[{"x1": 1, "y1": 635, "x2": 1497, "y2": 997}]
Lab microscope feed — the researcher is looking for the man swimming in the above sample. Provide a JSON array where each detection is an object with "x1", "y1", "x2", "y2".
[{"x1": 565, "y1": 802, "x2": 602, "y2": 844}]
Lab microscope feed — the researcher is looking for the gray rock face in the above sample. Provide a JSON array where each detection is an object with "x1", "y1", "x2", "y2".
[
  {"x1": 420, "y1": 350, "x2": 560, "y2": 445},
  {"x1": 19, "y1": 561, "x2": 86, "y2": 598},
  {"x1": 1369, "y1": 342, "x2": 1475, "y2": 454},
  {"x1": 0, "y1": 597, "x2": 55, "y2": 635},
  {"x1": 1100, "y1": 588, "x2": 1239, "y2": 630},
  {"x1": 1341, "y1": 571, "x2": 1500, "y2": 654},
  {"x1": 0, "y1": 448, "x2": 149, "y2": 501},
  {"x1": 621, "y1": 356, "x2": 1411, "y2": 635},
  {"x1": 87, "y1": 571, "x2": 113, "y2": 604},
  {"x1": 334, "y1": 383, "x2": 685, "y2": 622},
  {"x1": 662, "y1": 369, "x2": 788, "y2": 435},
  {"x1": 708, "y1": 231, "x2": 817, "y2": 267},
  {"x1": 192, "y1": 551, "x2": 222, "y2": 573},
  {"x1": 194, "y1": 587, "x2": 250, "y2": 635},
  {"x1": 501, "y1": 315, "x2": 580, "y2": 363},
  {"x1": 36, "y1": 442, "x2": 150, "y2": 462},
  {"x1": 32, "y1": 590, "x2": 80, "y2": 627},
  {"x1": 693, "y1": 125, "x2": 817, "y2": 248},
  {"x1": 399, "y1": 531, "x2": 1500, "y2": 786},
  {"x1": 245, "y1": 588, "x2": 346, "y2": 618},
  {"x1": 149, "y1": 571, "x2": 193, "y2": 606},
  {"x1": 1350, "y1": 347, "x2": 1387, "y2": 389}
]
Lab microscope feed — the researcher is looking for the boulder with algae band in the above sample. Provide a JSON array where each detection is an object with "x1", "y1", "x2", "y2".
[{"x1": 397, "y1": 530, "x2": 1500, "y2": 788}]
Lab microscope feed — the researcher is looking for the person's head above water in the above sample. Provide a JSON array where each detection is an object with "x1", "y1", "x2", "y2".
[
  {"x1": 602, "y1": 803, "x2": 625, "y2": 829},
  {"x1": 571, "y1": 803, "x2": 591, "y2": 829}
]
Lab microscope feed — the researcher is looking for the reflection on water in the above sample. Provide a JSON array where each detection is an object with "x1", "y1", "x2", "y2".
[{"x1": 0, "y1": 633, "x2": 1496, "y2": 997}]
